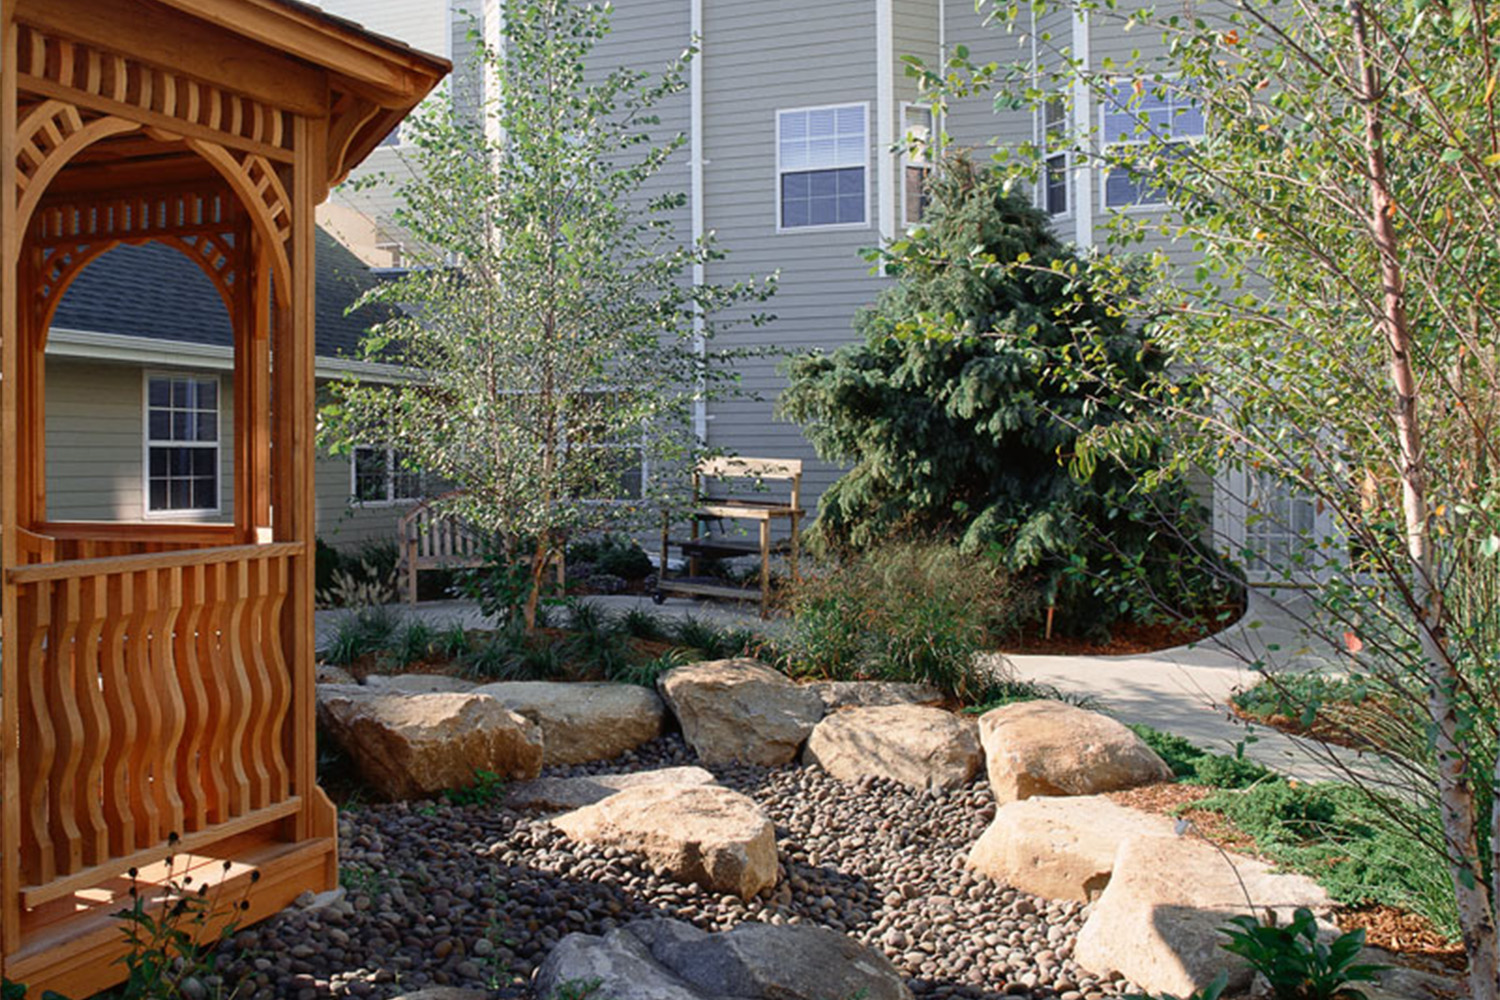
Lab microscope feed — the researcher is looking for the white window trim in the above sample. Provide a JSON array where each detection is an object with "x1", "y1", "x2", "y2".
[
  {"x1": 349, "y1": 444, "x2": 423, "y2": 508},
  {"x1": 1038, "y1": 97, "x2": 1073, "y2": 221},
  {"x1": 142, "y1": 370, "x2": 222, "y2": 519},
  {"x1": 774, "y1": 101, "x2": 872, "y2": 234},
  {"x1": 899, "y1": 102, "x2": 934, "y2": 229},
  {"x1": 1097, "y1": 78, "x2": 1204, "y2": 212}
]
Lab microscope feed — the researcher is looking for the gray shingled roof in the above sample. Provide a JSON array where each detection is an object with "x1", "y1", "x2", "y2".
[{"x1": 51, "y1": 229, "x2": 389, "y2": 361}]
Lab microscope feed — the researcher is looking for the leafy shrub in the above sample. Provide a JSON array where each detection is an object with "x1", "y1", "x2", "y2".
[
  {"x1": 388, "y1": 621, "x2": 434, "y2": 668},
  {"x1": 1220, "y1": 908, "x2": 1384, "y2": 1000},
  {"x1": 443, "y1": 769, "x2": 507, "y2": 807},
  {"x1": 315, "y1": 538, "x2": 343, "y2": 595},
  {"x1": 619, "y1": 607, "x2": 670, "y2": 641},
  {"x1": 668, "y1": 616, "x2": 759, "y2": 660},
  {"x1": 1193, "y1": 779, "x2": 1457, "y2": 936},
  {"x1": 322, "y1": 605, "x2": 404, "y2": 667},
  {"x1": 569, "y1": 534, "x2": 654, "y2": 581},
  {"x1": 780, "y1": 543, "x2": 1008, "y2": 700},
  {"x1": 1128, "y1": 724, "x2": 1271, "y2": 789},
  {"x1": 1232, "y1": 673, "x2": 1366, "y2": 728},
  {"x1": 435, "y1": 622, "x2": 472, "y2": 661}
]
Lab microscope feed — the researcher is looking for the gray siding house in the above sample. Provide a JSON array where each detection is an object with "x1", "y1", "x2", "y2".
[
  {"x1": 312, "y1": 0, "x2": 1297, "y2": 576},
  {"x1": 46, "y1": 230, "x2": 412, "y2": 552}
]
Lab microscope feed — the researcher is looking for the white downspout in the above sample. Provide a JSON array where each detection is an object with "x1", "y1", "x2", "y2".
[
  {"x1": 690, "y1": 0, "x2": 707, "y2": 445},
  {"x1": 877, "y1": 0, "x2": 896, "y2": 250},
  {"x1": 1070, "y1": 5, "x2": 1094, "y2": 249}
]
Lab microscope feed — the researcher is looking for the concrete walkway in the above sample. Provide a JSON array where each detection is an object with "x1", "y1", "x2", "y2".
[
  {"x1": 316, "y1": 587, "x2": 1387, "y2": 784},
  {"x1": 998, "y1": 588, "x2": 1398, "y2": 785}
]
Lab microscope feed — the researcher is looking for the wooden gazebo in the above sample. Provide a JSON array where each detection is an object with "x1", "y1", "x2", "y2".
[{"x1": 0, "y1": 1, "x2": 447, "y2": 994}]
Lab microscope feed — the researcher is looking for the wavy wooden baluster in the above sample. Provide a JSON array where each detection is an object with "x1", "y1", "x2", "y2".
[
  {"x1": 101, "y1": 573, "x2": 138, "y2": 857},
  {"x1": 173, "y1": 564, "x2": 211, "y2": 833},
  {"x1": 124, "y1": 569, "x2": 162, "y2": 846},
  {"x1": 241, "y1": 556, "x2": 274, "y2": 810},
  {"x1": 222, "y1": 560, "x2": 253, "y2": 818},
  {"x1": 200, "y1": 562, "x2": 232, "y2": 824},
  {"x1": 263, "y1": 554, "x2": 293, "y2": 801},
  {"x1": 154, "y1": 567, "x2": 187, "y2": 839},
  {"x1": 73, "y1": 574, "x2": 111, "y2": 867},
  {"x1": 46, "y1": 576, "x2": 87, "y2": 876},
  {"x1": 18, "y1": 583, "x2": 56, "y2": 884}
]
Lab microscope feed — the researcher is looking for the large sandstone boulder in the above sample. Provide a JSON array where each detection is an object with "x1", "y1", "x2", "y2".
[
  {"x1": 978, "y1": 700, "x2": 1173, "y2": 803},
  {"x1": 967, "y1": 795, "x2": 1177, "y2": 901},
  {"x1": 506, "y1": 766, "x2": 718, "y2": 812},
  {"x1": 803, "y1": 704, "x2": 981, "y2": 791},
  {"x1": 317, "y1": 688, "x2": 543, "y2": 800},
  {"x1": 552, "y1": 784, "x2": 778, "y2": 899},
  {"x1": 1075, "y1": 833, "x2": 1334, "y2": 996},
  {"x1": 473, "y1": 680, "x2": 666, "y2": 767},
  {"x1": 659, "y1": 659, "x2": 823, "y2": 766},
  {"x1": 537, "y1": 918, "x2": 911, "y2": 1000},
  {"x1": 807, "y1": 680, "x2": 945, "y2": 712}
]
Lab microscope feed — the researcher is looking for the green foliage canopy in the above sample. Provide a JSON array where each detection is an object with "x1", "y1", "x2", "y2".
[{"x1": 780, "y1": 158, "x2": 1218, "y2": 625}]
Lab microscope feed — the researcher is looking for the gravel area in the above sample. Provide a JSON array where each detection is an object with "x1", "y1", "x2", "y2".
[{"x1": 215, "y1": 736, "x2": 1139, "y2": 1000}]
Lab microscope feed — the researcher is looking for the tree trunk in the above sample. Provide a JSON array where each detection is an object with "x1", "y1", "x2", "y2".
[
  {"x1": 1351, "y1": 5, "x2": 1500, "y2": 994},
  {"x1": 523, "y1": 532, "x2": 551, "y2": 633}
]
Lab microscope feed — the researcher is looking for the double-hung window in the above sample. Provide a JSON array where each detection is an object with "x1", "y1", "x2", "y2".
[
  {"x1": 1100, "y1": 80, "x2": 1204, "y2": 209},
  {"x1": 777, "y1": 104, "x2": 868, "y2": 230},
  {"x1": 1041, "y1": 97, "x2": 1070, "y2": 217},
  {"x1": 901, "y1": 104, "x2": 934, "y2": 226},
  {"x1": 145, "y1": 373, "x2": 220, "y2": 514},
  {"x1": 352, "y1": 445, "x2": 423, "y2": 505}
]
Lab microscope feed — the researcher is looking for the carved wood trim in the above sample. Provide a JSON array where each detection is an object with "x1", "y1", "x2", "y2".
[{"x1": 16, "y1": 24, "x2": 294, "y2": 161}]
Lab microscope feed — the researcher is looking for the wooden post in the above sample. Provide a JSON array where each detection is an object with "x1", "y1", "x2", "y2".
[
  {"x1": 284, "y1": 113, "x2": 323, "y2": 843},
  {"x1": 758, "y1": 518, "x2": 771, "y2": 618},
  {"x1": 1, "y1": 13, "x2": 23, "y2": 959}
]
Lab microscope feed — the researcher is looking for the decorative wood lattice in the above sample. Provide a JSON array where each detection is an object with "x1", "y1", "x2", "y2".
[
  {"x1": 16, "y1": 24, "x2": 293, "y2": 159},
  {"x1": 10, "y1": 544, "x2": 298, "y2": 894}
]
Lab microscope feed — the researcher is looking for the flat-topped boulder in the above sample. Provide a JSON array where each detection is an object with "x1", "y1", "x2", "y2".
[
  {"x1": 807, "y1": 680, "x2": 945, "y2": 712},
  {"x1": 967, "y1": 795, "x2": 1177, "y2": 901},
  {"x1": 978, "y1": 700, "x2": 1173, "y2": 803},
  {"x1": 552, "y1": 784, "x2": 778, "y2": 899},
  {"x1": 1075, "y1": 833, "x2": 1334, "y2": 996},
  {"x1": 473, "y1": 680, "x2": 666, "y2": 767},
  {"x1": 506, "y1": 766, "x2": 718, "y2": 812},
  {"x1": 316, "y1": 688, "x2": 543, "y2": 800},
  {"x1": 659, "y1": 658, "x2": 823, "y2": 766},
  {"x1": 537, "y1": 918, "x2": 912, "y2": 1000},
  {"x1": 316, "y1": 663, "x2": 357, "y2": 685},
  {"x1": 363, "y1": 673, "x2": 477, "y2": 694},
  {"x1": 803, "y1": 704, "x2": 981, "y2": 791}
]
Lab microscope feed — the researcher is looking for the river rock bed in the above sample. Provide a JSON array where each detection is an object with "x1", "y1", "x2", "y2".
[{"x1": 215, "y1": 736, "x2": 1140, "y2": 1000}]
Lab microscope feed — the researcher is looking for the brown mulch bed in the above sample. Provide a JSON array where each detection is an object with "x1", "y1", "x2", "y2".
[
  {"x1": 1334, "y1": 904, "x2": 1467, "y2": 975},
  {"x1": 1226, "y1": 701, "x2": 1378, "y2": 751},
  {"x1": 997, "y1": 605, "x2": 1243, "y2": 656},
  {"x1": 1107, "y1": 782, "x2": 1464, "y2": 965}
]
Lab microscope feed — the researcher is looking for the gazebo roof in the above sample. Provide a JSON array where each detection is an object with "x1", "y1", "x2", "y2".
[{"x1": 17, "y1": 0, "x2": 452, "y2": 198}]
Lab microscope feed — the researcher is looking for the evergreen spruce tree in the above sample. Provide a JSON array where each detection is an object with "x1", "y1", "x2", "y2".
[{"x1": 780, "y1": 156, "x2": 1216, "y2": 631}]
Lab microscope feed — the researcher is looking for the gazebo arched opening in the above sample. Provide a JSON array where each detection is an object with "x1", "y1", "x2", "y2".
[{"x1": 0, "y1": 3, "x2": 447, "y2": 995}]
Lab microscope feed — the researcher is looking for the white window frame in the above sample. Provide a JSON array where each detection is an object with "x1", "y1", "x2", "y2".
[
  {"x1": 1098, "y1": 78, "x2": 1204, "y2": 212},
  {"x1": 1039, "y1": 96, "x2": 1072, "y2": 220},
  {"x1": 774, "y1": 101, "x2": 871, "y2": 234},
  {"x1": 900, "y1": 102, "x2": 934, "y2": 229},
  {"x1": 142, "y1": 371, "x2": 222, "y2": 518},
  {"x1": 349, "y1": 444, "x2": 424, "y2": 508}
]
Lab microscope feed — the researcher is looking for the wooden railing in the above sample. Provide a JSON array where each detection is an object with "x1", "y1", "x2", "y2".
[
  {"x1": 37, "y1": 522, "x2": 239, "y2": 562},
  {"x1": 7, "y1": 542, "x2": 303, "y2": 904}
]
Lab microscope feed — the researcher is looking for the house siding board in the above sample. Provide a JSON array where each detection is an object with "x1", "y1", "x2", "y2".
[
  {"x1": 44, "y1": 358, "x2": 235, "y2": 524},
  {"x1": 697, "y1": 0, "x2": 883, "y2": 507},
  {"x1": 941, "y1": 0, "x2": 1034, "y2": 159},
  {"x1": 299, "y1": 0, "x2": 452, "y2": 62}
]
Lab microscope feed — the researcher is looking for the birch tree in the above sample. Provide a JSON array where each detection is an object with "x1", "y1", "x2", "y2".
[
  {"x1": 322, "y1": 0, "x2": 773, "y2": 629},
  {"x1": 924, "y1": 0, "x2": 1500, "y2": 990}
]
